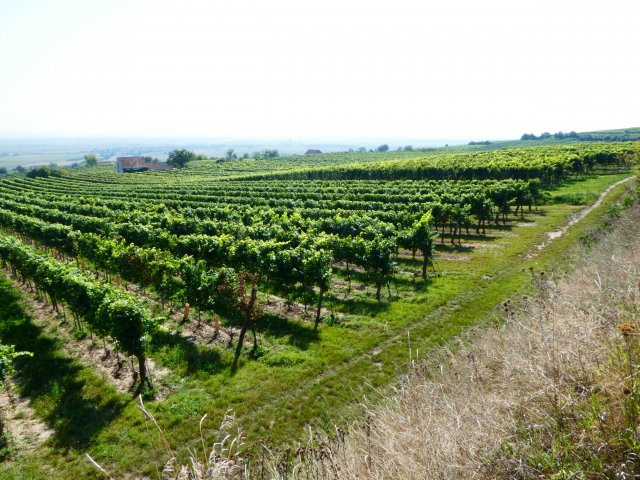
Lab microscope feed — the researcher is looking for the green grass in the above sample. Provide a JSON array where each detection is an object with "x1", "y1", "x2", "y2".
[
  {"x1": 0, "y1": 279, "x2": 133, "y2": 478},
  {"x1": 547, "y1": 173, "x2": 630, "y2": 204},
  {"x1": 0, "y1": 173, "x2": 635, "y2": 479}
]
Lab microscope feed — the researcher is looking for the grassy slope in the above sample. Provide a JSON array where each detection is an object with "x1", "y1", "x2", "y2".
[
  {"x1": 272, "y1": 183, "x2": 640, "y2": 480},
  {"x1": 0, "y1": 173, "x2": 633, "y2": 479}
]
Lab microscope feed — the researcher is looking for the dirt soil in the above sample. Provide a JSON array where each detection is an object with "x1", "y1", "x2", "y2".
[
  {"x1": 435, "y1": 252, "x2": 470, "y2": 261},
  {"x1": 529, "y1": 175, "x2": 636, "y2": 257},
  {"x1": 2, "y1": 270, "x2": 169, "y2": 395},
  {"x1": 262, "y1": 293, "x2": 336, "y2": 323},
  {"x1": 0, "y1": 380, "x2": 53, "y2": 451}
]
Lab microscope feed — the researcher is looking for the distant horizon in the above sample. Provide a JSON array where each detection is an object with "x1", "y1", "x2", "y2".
[{"x1": 0, "y1": 122, "x2": 638, "y2": 147}]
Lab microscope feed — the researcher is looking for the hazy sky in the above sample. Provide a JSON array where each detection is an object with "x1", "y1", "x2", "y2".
[{"x1": 1, "y1": 0, "x2": 638, "y2": 141}]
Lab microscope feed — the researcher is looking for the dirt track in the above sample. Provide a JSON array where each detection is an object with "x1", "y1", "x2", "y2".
[{"x1": 533, "y1": 175, "x2": 636, "y2": 253}]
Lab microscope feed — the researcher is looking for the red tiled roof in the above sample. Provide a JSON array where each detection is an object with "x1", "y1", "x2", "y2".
[
  {"x1": 116, "y1": 156, "x2": 148, "y2": 169},
  {"x1": 116, "y1": 157, "x2": 171, "y2": 171}
]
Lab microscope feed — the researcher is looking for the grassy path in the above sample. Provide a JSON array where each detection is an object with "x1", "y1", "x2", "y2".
[{"x1": 532, "y1": 175, "x2": 635, "y2": 253}]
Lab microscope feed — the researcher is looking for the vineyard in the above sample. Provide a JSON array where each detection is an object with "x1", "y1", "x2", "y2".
[{"x1": 0, "y1": 142, "x2": 638, "y2": 478}]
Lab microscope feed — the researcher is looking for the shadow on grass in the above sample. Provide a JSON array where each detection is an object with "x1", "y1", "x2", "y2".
[
  {"x1": 152, "y1": 299, "x2": 321, "y2": 376},
  {"x1": 0, "y1": 279, "x2": 129, "y2": 450},
  {"x1": 329, "y1": 294, "x2": 394, "y2": 316},
  {"x1": 398, "y1": 276, "x2": 435, "y2": 293},
  {"x1": 256, "y1": 313, "x2": 320, "y2": 351},
  {"x1": 329, "y1": 269, "x2": 436, "y2": 310},
  {"x1": 207, "y1": 299, "x2": 322, "y2": 352},
  {"x1": 550, "y1": 174, "x2": 602, "y2": 190},
  {"x1": 150, "y1": 329, "x2": 228, "y2": 375},
  {"x1": 434, "y1": 244, "x2": 474, "y2": 253}
]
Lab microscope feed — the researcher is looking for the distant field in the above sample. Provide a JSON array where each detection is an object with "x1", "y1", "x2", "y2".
[
  {"x1": 0, "y1": 153, "x2": 83, "y2": 169},
  {"x1": 0, "y1": 140, "x2": 638, "y2": 478},
  {"x1": 1, "y1": 126, "x2": 639, "y2": 170},
  {"x1": 0, "y1": 138, "x2": 419, "y2": 170}
]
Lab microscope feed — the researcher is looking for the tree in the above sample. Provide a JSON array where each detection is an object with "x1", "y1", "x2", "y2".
[
  {"x1": 83, "y1": 154, "x2": 98, "y2": 167},
  {"x1": 226, "y1": 148, "x2": 236, "y2": 160},
  {"x1": 167, "y1": 149, "x2": 196, "y2": 169},
  {"x1": 25, "y1": 166, "x2": 65, "y2": 179},
  {"x1": 0, "y1": 168, "x2": 7, "y2": 175},
  {"x1": 376, "y1": 144, "x2": 390, "y2": 152},
  {"x1": 14, "y1": 165, "x2": 25, "y2": 173}
]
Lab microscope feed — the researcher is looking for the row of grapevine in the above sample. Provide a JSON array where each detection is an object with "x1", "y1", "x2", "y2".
[
  {"x1": 0, "y1": 234, "x2": 157, "y2": 387},
  {"x1": 0, "y1": 178, "x2": 543, "y2": 238},
  {"x1": 222, "y1": 144, "x2": 638, "y2": 183},
  {"x1": 0, "y1": 207, "x2": 335, "y2": 321},
  {"x1": 58, "y1": 142, "x2": 637, "y2": 185}
]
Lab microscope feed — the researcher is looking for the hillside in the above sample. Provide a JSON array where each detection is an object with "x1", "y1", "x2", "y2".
[
  {"x1": 0, "y1": 142, "x2": 637, "y2": 478},
  {"x1": 249, "y1": 185, "x2": 640, "y2": 479}
]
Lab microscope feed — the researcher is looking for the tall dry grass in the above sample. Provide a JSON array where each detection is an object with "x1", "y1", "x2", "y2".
[
  {"x1": 313, "y1": 205, "x2": 640, "y2": 479},
  {"x1": 96, "y1": 202, "x2": 640, "y2": 479}
]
